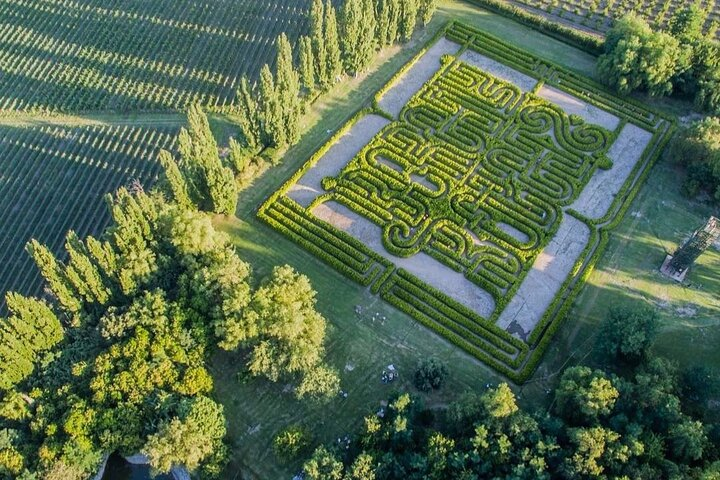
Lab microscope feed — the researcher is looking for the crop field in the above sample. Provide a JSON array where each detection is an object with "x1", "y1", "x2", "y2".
[
  {"x1": 260, "y1": 21, "x2": 675, "y2": 382},
  {"x1": 0, "y1": 0, "x2": 313, "y2": 113},
  {"x1": 512, "y1": 0, "x2": 720, "y2": 38},
  {"x1": 0, "y1": 124, "x2": 176, "y2": 310}
]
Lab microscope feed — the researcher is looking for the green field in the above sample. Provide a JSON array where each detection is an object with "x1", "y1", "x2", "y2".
[
  {"x1": 0, "y1": 123, "x2": 177, "y2": 311},
  {"x1": 527, "y1": 155, "x2": 720, "y2": 401},
  {"x1": 0, "y1": 0, "x2": 313, "y2": 113},
  {"x1": 0, "y1": 0, "x2": 716, "y2": 478}
]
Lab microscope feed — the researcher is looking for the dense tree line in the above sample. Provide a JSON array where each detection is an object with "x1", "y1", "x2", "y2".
[
  {"x1": 0, "y1": 132, "x2": 339, "y2": 478},
  {"x1": 598, "y1": 6, "x2": 720, "y2": 114},
  {"x1": 300, "y1": 305, "x2": 720, "y2": 479},
  {"x1": 236, "y1": 0, "x2": 438, "y2": 150}
]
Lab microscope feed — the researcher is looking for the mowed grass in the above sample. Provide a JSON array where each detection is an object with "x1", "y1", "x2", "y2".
[
  {"x1": 207, "y1": 2, "x2": 652, "y2": 478},
  {"x1": 523, "y1": 156, "x2": 720, "y2": 404}
]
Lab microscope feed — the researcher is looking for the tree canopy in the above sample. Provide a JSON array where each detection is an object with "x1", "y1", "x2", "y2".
[
  {"x1": 598, "y1": 8, "x2": 720, "y2": 114},
  {"x1": 301, "y1": 318, "x2": 720, "y2": 480},
  {"x1": 0, "y1": 186, "x2": 339, "y2": 478}
]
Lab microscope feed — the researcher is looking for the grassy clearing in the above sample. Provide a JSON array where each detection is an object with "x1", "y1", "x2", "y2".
[{"x1": 523, "y1": 155, "x2": 720, "y2": 405}]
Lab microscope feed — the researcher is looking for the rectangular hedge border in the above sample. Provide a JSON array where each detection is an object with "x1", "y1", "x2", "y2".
[{"x1": 259, "y1": 19, "x2": 677, "y2": 383}]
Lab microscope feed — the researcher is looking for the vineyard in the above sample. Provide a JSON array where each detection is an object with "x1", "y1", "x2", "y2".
[
  {"x1": 511, "y1": 0, "x2": 719, "y2": 38},
  {"x1": 0, "y1": 124, "x2": 176, "y2": 311},
  {"x1": 260, "y1": 21, "x2": 675, "y2": 381},
  {"x1": 0, "y1": 0, "x2": 313, "y2": 113}
]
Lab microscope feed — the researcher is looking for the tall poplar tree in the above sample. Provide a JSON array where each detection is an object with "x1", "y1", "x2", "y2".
[
  {"x1": 341, "y1": 0, "x2": 376, "y2": 74},
  {"x1": 65, "y1": 231, "x2": 111, "y2": 305},
  {"x1": 26, "y1": 240, "x2": 81, "y2": 313},
  {"x1": 341, "y1": 0, "x2": 363, "y2": 73},
  {"x1": 275, "y1": 33, "x2": 301, "y2": 145},
  {"x1": 176, "y1": 105, "x2": 237, "y2": 215},
  {"x1": 419, "y1": 0, "x2": 437, "y2": 26},
  {"x1": 299, "y1": 35, "x2": 316, "y2": 93},
  {"x1": 158, "y1": 149, "x2": 194, "y2": 210},
  {"x1": 0, "y1": 294, "x2": 63, "y2": 391},
  {"x1": 376, "y1": 0, "x2": 393, "y2": 47},
  {"x1": 399, "y1": 0, "x2": 419, "y2": 42},
  {"x1": 236, "y1": 76, "x2": 261, "y2": 150},
  {"x1": 310, "y1": 0, "x2": 329, "y2": 90},
  {"x1": 260, "y1": 64, "x2": 285, "y2": 147},
  {"x1": 324, "y1": 0, "x2": 343, "y2": 84}
]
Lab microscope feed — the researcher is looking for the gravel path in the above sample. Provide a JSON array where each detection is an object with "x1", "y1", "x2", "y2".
[
  {"x1": 537, "y1": 85, "x2": 620, "y2": 130},
  {"x1": 313, "y1": 201, "x2": 496, "y2": 317},
  {"x1": 458, "y1": 50, "x2": 537, "y2": 92},
  {"x1": 571, "y1": 123, "x2": 653, "y2": 219},
  {"x1": 287, "y1": 114, "x2": 390, "y2": 207},
  {"x1": 378, "y1": 38, "x2": 463, "y2": 118},
  {"x1": 497, "y1": 215, "x2": 590, "y2": 336}
]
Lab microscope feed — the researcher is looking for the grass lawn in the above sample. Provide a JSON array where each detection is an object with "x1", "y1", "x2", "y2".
[
  {"x1": 523, "y1": 155, "x2": 720, "y2": 405},
  {"x1": 205, "y1": 1, "x2": 713, "y2": 478}
]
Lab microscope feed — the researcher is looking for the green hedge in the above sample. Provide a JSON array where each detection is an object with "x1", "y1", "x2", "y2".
[{"x1": 258, "y1": 18, "x2": 677, "y2": 383}]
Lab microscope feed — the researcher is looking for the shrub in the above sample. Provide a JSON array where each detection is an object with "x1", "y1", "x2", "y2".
[
  {"x1": 414, "y1": 358, "x2": 449, "y2": 392},
  {"x1": 597, "y1": 304, "x2": 658, "y2": 364},
  {"x1": 273, "y1": 424, "x2": 312, "y2": 462},
  {"x1": 670, "y1": 117, "x2": 720, "y2": 202}
]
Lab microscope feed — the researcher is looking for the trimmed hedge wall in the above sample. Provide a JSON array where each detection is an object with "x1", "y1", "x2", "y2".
[{"x1": 258, "y1": 19, "x2": 677, "y2": 383}]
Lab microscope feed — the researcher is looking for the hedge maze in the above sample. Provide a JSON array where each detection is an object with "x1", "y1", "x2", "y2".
[{"x1": 260, "y1": 22, "x2": 675, "y2": 381}]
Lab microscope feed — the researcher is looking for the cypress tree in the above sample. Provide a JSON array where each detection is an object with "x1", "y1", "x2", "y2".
[
  {"x1": 65, "y1": 231, "x2": 111, "y2": 305},
  {"x1": 399, "y1": 0, "x2": 418, "y2": 42},
  {"x1": 376, "y1": 0, "x2": 392, "y2": 47},
  {"x1": 275, "y1": 33, "x2": 301, "y2": 145},
  {"x1": 324, "y1": 0, "x2": 343, "y2": 84},
  {"x1": 260, "y1": 64, "x2": 285, "y2": 147},
  {"x1": 419, "y1": 0, "x2": 437, "y2": 26},
  {"x1": 299, "y1": 35, "x2": 316, "y2": 93},
  {"x1": 237, "y1": 76, "x2": 261, "y2": 150},
  {"x1": 26, "y1": 239, "x2": 81, "y2": 313},
  {"x1": 159, "y1": 149, "x2": 194, "y2": 210},
  {"x1": 310, "y1": 0, "x2": 329, "y2": 90}
]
